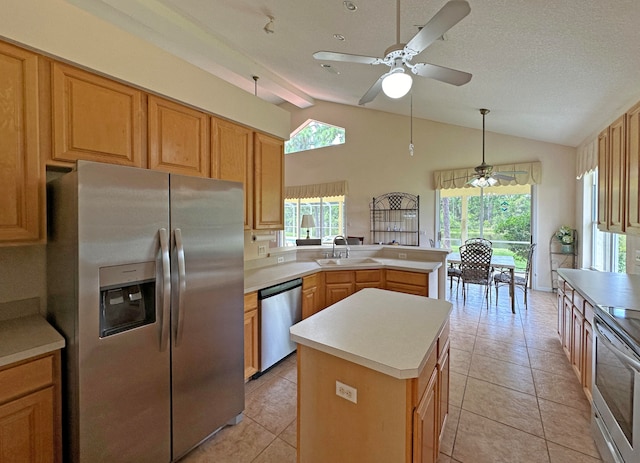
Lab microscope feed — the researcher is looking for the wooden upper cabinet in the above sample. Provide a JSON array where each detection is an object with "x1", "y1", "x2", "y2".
[
  {"x1": 0, "y1": 42, "x2": 43, "y2": 243},
  {"x1": 148, "y1": 95, "x2": 209, "y2": 176},
  {"x1": 253, "y1": 133, "x2": 284, "y2": 229},
  {"x1": 608, "y1": 115, "x2": 626, "y2": 232},
  {"x1": 212, "y1": 118, "x2": 253, "y2": 229},
  {"x1": 626, "y1": 101, "x2": 640, "y2": 235},
  {"x1": 51, "y1": 63, "x2": 143, "y2": 167},
  {"x1": 597, "y1": 128, "x2": 609, "y2": 231}
]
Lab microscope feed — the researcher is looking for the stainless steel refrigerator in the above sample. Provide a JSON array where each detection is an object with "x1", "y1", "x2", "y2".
[{"x1": 46, "y1": 161, "x2": 245, "y2": 463}]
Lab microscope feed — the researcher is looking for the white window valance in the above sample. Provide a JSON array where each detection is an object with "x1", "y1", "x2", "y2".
[
  {"x1": 576, "y1": 138, "x2": 597, "y2": 179},
  {"x1": 433, "y1": 161, "x2": 542, "y2": 190},
  {"x1": 285, "y1": 180, "x2": 348, "y2": 199}
]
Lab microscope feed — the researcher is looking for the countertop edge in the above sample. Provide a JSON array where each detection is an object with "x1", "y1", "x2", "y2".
[{"x1": 0, "y1": 315, "x2": 66, "y2": 369}]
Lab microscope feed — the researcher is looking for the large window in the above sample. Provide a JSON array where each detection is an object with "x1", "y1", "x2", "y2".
[
  {"x1": 283, "y1": 195, "x2": 346, "y2": 246},
  {"x1": 439, "y1": 184, "x2": 532, "y2": 269},
  {"x1": 589, "y1": 170, "x2": 626, "y2": 272}
]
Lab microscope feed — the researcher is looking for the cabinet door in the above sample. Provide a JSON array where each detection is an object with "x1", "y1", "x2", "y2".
[
  {"x1": 148, "y1": 95, "x2": 209, "y2": 176},
  {"x1": 583, "y1": 318, "x2": 593, "y2": 402},
  {"x1": 325, "y1": 284, "x2": 354, "y2": 306},
  {"x1": 438, "y1": 343, "x2": 450, "y2": 443},
  {"x1": 212, "y1": 118, "x2": 253, "y2": 229},
  {"x1": 413, "y1": 368, "x2": 438, "y2": 463},
  {"x1": 355, "y1": 269, "x2": 382, "y2": 292},
  {"x1": 0, "y1": 387, "x2": 54, "y2": 463},
  {"x1": 562, "y1": 296, "x2": 572, "y2": 357},
  {"x1": 570, "y1": 307, "x2": 584, "y2": 379},
  {"x1": 243, "y1": 292, "x2": 259, "y2": 380},
  {"x1": 626, "y1": 101, "x2": 640, "y2": 235},
  {"x1": 597, "y1": 128, "x2": 609, "y2": 230},
  {"x1": 51, "y1": 62, "x2": 143, "y2": 166},
  {"x1": 243, "y1": 309, "x2": 259, "y2": 380},
  {"x1": 608, "y1": 115, "x2": 625, "y2": 232},
  {"x1": 253, "y1": 133, "x2": 284, "y2": 229},
  {"x1": 0, "y1": 42, "x2": 42, "y2": 243}
]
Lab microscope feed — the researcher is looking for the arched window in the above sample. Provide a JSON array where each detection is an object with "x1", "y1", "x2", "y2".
[{"x1": 285, "y1": 119, "x2": 345, "y2": 154}]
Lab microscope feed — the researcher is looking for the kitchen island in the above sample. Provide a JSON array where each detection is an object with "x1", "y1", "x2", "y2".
[{"x1": 290, "y1": 288, "x2": 452, "y2": 463}]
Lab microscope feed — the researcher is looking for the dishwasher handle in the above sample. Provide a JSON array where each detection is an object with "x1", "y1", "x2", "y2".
[{"x1": 259, "y1": 278, "x2": 303, "y2": 299}]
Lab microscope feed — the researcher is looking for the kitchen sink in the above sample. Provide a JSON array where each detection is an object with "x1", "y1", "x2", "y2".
[{"x1": 315, "y1": 257, "x2": 381, "y2": 267}]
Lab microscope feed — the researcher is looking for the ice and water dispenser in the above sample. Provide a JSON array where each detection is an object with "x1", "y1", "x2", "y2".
[{"x1": 99, "y1": 262, "x2": 156, "y2": 337}]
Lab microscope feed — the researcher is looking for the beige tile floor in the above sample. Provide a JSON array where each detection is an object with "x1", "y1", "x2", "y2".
[{"x1": 179, "y1": 284, "x2": 602, "y2": 463}]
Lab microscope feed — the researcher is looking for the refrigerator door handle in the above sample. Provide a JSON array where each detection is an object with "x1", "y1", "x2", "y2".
[
  {"x1": 174, "y1": 228, "x2": 187, "y2": 347},
  {"x1": 158, "y1": 228, "x2": 171, "y2": 352}
]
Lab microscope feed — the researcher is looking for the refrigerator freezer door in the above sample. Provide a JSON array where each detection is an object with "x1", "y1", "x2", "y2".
[
  {"x1": 73, "y1": 161, "x2": 172, "y2": 462},
  {"x1": 169, "y1": 174, "x2": 245, "y2": 460}
]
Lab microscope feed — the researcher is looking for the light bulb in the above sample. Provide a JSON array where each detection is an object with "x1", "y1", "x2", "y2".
[{"x1": 382, "y1": 70, "x2": 412, "y2": 99}]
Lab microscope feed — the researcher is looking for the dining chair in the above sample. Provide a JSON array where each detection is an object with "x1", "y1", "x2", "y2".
[
  {"x1": 465, "y1": 237, "x2": 492, "y2": 247},
  {"x1": 494, "y1": 243, "x2": 536, "y2": 308},
  {"x1": 459, "y1": 243, "x2": 493, "y2": 307}
]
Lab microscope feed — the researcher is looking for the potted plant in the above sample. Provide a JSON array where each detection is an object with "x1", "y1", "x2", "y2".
[{"x1": 555, "y1": 226, "x2": 574, "y2": 253}]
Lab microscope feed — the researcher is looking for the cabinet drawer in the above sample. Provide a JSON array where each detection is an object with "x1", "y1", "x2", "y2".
[
  {"x1": 355, "y1": 269, "x2": 382, "y2": 283},
  {"x1": 385, "y1": 269, "x2": 427, "y2": 286},
  {"x1": 0, "y1": 355, "x2": 54, "y2": 404},
  {"x1": 244, "y1": 291, "x2": 258, "y2": 312},
  {"x1": 325, "y1": 271, "x2": 354, "y2": 284},
  {"x1": 303, "y1": 273, "x2": 318, "y2": 289},
  {"x1": 414, "y1": 346, "x2": 437, "y2": 407}
]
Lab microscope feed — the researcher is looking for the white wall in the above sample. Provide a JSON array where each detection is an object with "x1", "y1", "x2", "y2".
[{"x1": 283, "y1": 101, "x2": 577, "y2": 291}]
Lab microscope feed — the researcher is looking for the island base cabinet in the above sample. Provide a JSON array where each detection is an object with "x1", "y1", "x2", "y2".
[
  {"x1": 413, "y1": 368, "x2": 438, "y2": 463},
  {"x1": 297, "y1": 345, "x2": 412, "y2": 463}
]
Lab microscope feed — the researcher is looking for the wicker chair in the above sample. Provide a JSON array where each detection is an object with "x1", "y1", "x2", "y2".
[
  {"x1": 465, "y1": 237, "x2": 492, "y2": 247},
  {"x1": 459, "y1": 243, "x2": 493, "y2": 306},
  {"x1": 494, "y1": 244, "x2": 536, "y2": 308}
]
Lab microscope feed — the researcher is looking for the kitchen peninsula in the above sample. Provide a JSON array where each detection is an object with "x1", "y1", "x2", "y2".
[{"x1": 290, "y1": 288, "x2": 452, "y2": 463}]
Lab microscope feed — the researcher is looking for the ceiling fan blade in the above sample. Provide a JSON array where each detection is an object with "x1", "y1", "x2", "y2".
[
  {"x1": 411, "y1": 62, "x2": 472, "y2": 86},
  {"x1": 491, "y1": 173, "x2": 516, "y2": 181},
  {"x1": 313, "y1": 51, "x2": 380, "y2": 65},
  {"x1": 404, "y1": 0, "x2": 471, "y2": 55},
  {"x1": 358, "y1": 73, "x2": 388, "y2": 105}
]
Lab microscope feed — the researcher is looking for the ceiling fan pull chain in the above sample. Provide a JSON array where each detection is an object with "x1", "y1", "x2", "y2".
[{"x1": 409, "y1": 92, "x2": 414, "y2": 156}]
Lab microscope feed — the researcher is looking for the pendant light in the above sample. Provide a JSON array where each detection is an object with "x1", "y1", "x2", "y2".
[{"x1": 470, "y1": 108, "x2": 497, "y2": 188}]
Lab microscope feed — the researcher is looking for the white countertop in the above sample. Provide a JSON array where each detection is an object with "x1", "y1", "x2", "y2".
[
  {"x1": 290, "y1": 288, "x2": 452, "y2": 379},
  {"x1": 0, "y1": 315, "x2": 65, "y2": 368},
  {"x1": 244, "y1": 258, "x2": 441, "y2": 293},
  {"x1": 558, "y1": 268, "x2": 640, "y2": 307}
]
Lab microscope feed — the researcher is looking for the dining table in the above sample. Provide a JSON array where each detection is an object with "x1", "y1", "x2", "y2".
[{"x1": 447, "y1": 253, "x2": 517, "y2": 313}]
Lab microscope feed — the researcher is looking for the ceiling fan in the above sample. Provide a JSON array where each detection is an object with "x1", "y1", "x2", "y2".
[
  {"x1": 467, "y1": 109, "x2": 527, "y2": 187},
  {"x1": 313, "y1": 0, "x2": 472, "y2": 105}
]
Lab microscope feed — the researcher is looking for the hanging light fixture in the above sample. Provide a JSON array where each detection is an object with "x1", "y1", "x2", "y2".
[
  {"x1": 381, "y1": 60, "x2": 412, "y2": 99},
  {"x1": 470, "y1": 108, "x2": 497, "y2": 188}
]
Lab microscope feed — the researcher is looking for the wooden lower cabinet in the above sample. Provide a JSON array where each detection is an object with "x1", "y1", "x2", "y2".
[
  {"x1": 324, "y1": 271, "x2": 355, "y2": 307},
  {"x1": 244, "y1": 292, "x2": 259, "y2": 380},
  {"x1": 0, "y1": 352, "x2": 61, "y2": 463},
  {"x1": 556, "y1": 277, "x2": 594, "y2": 403},
  {"x1": 297, "y1": 322, "x2": 449, "y2": 463},
  {"x1": 302, "y1": 273, "x2": 323, "y2": 319},
  {"x1": 355, "y1": 269, "x2": 383, "y2": 292},
  {"x1": 386, "y1": 269, "x2": 429, "y2": 297}
]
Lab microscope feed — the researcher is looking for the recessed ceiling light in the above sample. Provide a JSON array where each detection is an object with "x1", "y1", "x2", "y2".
[
  {"x1": 320, "y1": 64, "x2": 340, "y2": 75},
  {"x1": 343, "y1": 1, "x2": 357, "y2": 12},
  {"x1": 333, "y1": 34, "x2": 345, "y2": 41}
]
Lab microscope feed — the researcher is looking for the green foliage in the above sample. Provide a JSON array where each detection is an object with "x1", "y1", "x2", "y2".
[
  {"x1": 285, "y1": 121, "x2": 345, "y2": 154},
  {"x1": 494, "y1": 215, "x2": 531, "y2": 259}
]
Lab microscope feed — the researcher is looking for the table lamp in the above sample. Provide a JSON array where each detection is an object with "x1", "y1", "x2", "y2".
[{"x1": 300, "y1": 214, "x2": 315, "y2": 239}]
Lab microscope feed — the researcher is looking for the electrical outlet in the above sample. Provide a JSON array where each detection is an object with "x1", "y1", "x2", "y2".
[
  {"x1": 258, "y1": 245, "x2": 266, "y2": 256},
  {"x1": 277, "y1": 256, "x2": 285, "y2": 264},
  {"x1": 336, "y1": 380, "x2": 357, "y2": 404},
  {"x1": 398, "y1": 253, "x2": 407, "y2": 259}
]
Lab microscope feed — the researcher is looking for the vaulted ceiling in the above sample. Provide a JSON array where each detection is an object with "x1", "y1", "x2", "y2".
[{"x1": 68, "y1": 0, "x2": 640, "y2": 147}]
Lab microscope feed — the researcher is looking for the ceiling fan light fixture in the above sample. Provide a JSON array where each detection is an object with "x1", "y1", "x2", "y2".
[
  {"x1": 381, "y1": 67, "x2": 413, "y2": 99},
  {"x1": 470, "y1": 176, "x2": 497, "y2": 188}
]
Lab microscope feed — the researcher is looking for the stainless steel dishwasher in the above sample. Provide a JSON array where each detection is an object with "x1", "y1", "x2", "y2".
[{"x1": 258, "y1": 278, "x2": 303, "y2": 372}]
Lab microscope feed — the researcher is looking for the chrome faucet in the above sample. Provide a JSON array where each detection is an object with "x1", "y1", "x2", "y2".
[{"x1": 332, "y1": 235, "x2": 350, "y2": 258}]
